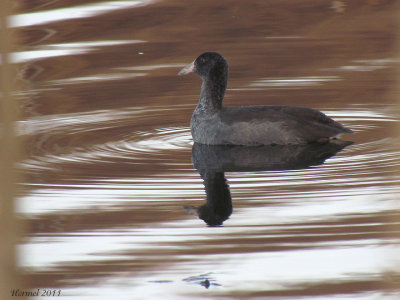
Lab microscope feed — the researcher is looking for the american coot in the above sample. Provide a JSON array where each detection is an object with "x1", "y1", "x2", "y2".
[{"x1": 179, "y1": 52, "x2": 353, "y2": 146}]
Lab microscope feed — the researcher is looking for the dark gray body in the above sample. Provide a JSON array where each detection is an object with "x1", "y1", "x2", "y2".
[{"x1": 191, "y1": 105, "x2": 351, "y2": 145}]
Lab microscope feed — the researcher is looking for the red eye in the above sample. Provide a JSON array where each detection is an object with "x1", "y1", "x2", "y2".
[{"x1": 199, "y1": 57, "x2": 206, "y2": 64}]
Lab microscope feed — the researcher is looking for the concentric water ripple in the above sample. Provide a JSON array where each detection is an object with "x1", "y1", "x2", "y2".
[
  {"x1": 19, "y1": 105, "x2": 193, "y2": 170},
  {"x1": 18, "y1": 104, "x2": 400, "y2": 219},
  {"x1": 20, "y1": 105, "x2": 398, "y2": 173},
  {"x1": 20, "y1": 126, "x2": 192, "y2": 170}
]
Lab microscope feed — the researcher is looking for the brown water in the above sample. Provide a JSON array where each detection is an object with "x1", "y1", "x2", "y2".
[{"x1": 13, "y1": 0, "x2": 400, "y2": 299}]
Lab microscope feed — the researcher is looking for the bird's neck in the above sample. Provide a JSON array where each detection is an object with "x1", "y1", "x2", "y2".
[{"x1": 197, "y1": 76, "x2": 227, "y2": 113}]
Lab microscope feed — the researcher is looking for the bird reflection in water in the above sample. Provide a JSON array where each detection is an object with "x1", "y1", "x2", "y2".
[{"x1": 186, "y1": 140, "x2": 353, "y2": 226}]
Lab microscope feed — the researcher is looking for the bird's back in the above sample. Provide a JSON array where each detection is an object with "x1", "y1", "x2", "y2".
[{"x1": 191, "y1": 105, "x2": 352, "y2": 145}]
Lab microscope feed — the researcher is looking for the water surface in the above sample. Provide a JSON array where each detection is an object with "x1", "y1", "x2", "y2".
[{"x1": 14, "y1": 0, "x2": 400, "y2": 299}]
